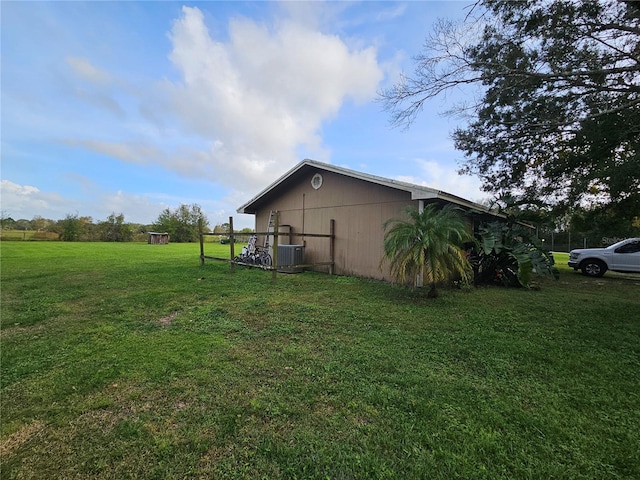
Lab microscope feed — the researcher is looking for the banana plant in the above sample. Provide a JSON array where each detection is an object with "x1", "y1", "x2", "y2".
[{"x1": 473, "y1": 221, "x2": 558, "y2": 287}]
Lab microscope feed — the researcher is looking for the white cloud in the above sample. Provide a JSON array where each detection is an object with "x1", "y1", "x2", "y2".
[
  {"x1": 396, "y1": 159, "x2": 489, "y2": 204},
  {"x1": 66, "y1": 56, "x2": 112, "y2": 85},
  {"x1": 267, "y1": 2, "x2": 357, "y2": 37},
  {"x1": 72, "y1": 89, "x2": 127, "y2": 119},
  {"x1": 2, "y1": 5, "x2": 388, "y2": 226},
  {"x1": 1, "y1": 180, "x2": 68, "y2": 219},
  {"x1": 160, "y1": 6, "x2": 384, "y2": 191},
  {"x1": 2, "y1": 177, "x2": 251, "y2": 228},
  {"x1": 1, "y1": 179, "x2": 161, "y2": 224},
  {"x1": 62, "y1": 139, "x2": 157, "y2": 165},
  {"x1": 101, "y1": 190, "x2": 170, "y2": 224},
  {"x1": 375, "y1": 3, "x2": 408, "y2": 22}
]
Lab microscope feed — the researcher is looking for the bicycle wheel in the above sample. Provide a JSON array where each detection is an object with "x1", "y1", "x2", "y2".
[{"x1": 262, "y1": 254, "x2": 272, "y2": 266}]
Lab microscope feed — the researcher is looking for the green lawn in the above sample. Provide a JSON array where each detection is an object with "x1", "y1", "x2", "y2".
[{"x1": 1, "y1": 242, "x2": 639, "y2": 479}]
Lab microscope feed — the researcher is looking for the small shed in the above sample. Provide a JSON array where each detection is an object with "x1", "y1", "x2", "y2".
[
  {"x1": 237, "y1": 159, "x2": 503, "y2": 282},
  {"x1": 148, "y1": 232, "x2": 170, "y2": 245}
]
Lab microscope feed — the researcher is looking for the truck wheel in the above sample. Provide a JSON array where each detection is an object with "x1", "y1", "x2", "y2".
[{"x1": 581, "y1": 259, "x2": 607, "y2": 277}]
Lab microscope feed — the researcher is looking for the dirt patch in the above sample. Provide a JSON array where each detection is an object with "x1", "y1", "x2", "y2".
[
  {"x1": 0, "y1": 323, "x2": 45, "y2": 340},
  {"x1": 0, "y1": 420, "x2": 46, "y2": 457},
  {"x1": 159, "y1": 311, "x2": 179, "y2": 326}
]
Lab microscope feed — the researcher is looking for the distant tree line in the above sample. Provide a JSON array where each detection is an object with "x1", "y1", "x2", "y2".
[
  {"x1": 0, "y1": 204, "x2": 240, "y2": 243},
  {"x1": 0, "y1": 212, "x2": 141, "y2": 242}
]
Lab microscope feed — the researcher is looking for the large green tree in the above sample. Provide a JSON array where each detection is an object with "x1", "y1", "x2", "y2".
[
  {"x1": 0, "y1": 212, "x2": 16, "y2": 230},
  {"x1": 381, "y1": 0, "x2": 640, "y2": 225},
  {"x1": 98, "y1": 213, "x2": 134, "y2": 242},
  {"x1": 58, "y1": 214, "x2": 83, "y2": 242},
  {"x1": 153, "y1": 204, "x2": 209, "y2": 243},
  {"x1": 382, "y1": 204, "x2": 472, "y2": 297},
  {"x1": 569, "y1": 203, "x2": 640, "y2": 246}
]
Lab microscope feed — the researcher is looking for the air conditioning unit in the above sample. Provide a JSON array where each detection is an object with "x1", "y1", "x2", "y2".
[{"x1": 277, "y1": 244, "x2": 304, "y2": 273}]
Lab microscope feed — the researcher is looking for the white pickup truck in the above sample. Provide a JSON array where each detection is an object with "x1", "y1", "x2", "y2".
[{"x1": 568, "y1": 238, "x2": 640, "y2": 277}]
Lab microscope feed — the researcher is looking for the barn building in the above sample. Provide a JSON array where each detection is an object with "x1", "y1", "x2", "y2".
[{"x1": 237, "y1": 159, "x2": 500, "y2": 282}]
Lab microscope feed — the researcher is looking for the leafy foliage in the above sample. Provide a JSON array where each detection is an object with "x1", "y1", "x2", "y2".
[
  {"x1": 153, "y1": 204, "x2": 209, "y2": 243},
  {"x1": 569, "y1": 204, "x2": 640, "y2": 247},
  {"x1": 98, "y1": 213, "x2": 134, "y2": 242},
  {"x1": 0, "y1": 212, "x2": 16, "y2": 230},
  {"x1": 382, "y1": 204, "x2": 472, "y2": 295},
  {"x1": 473, "y1": 218, "x2": 559, "y2": 288},
  {"x1": 58, "y1": 213, "x2": 83, "y2": 242},
  {"x1": 381, "y1": 0, "x2": 640, "y2": 223}
]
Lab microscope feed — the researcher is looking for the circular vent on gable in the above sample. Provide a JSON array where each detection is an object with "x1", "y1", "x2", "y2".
[{"x1": 311, "y1": 173, "x2": 323, "y2": 190}]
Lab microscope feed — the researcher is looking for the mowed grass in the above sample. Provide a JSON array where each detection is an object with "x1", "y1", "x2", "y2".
[{"x1": 1, "y1": 242, "x2": 639, "y2": 479}]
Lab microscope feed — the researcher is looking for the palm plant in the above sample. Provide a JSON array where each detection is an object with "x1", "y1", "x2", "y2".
[{"x1": 382, "y1": 204, "x2": 472, "y2": 297}]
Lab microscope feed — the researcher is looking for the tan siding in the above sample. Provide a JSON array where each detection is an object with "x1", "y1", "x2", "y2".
[{"x1": 253, "y1": 170, "x2": 419, "y2": 281}]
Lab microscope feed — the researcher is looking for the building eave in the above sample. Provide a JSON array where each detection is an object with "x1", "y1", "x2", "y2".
[{"x1": 237, "y1": 159, "x2": 499, "y2": 217}]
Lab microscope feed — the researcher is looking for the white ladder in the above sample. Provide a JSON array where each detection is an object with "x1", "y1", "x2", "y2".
[{"x1": 265, "y1": 210, "x2": 275, "y2": 256}]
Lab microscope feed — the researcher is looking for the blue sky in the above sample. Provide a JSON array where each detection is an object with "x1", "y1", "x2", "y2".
[{"x1": 2, "y1": 1, "x2": 484, "y2": 229}]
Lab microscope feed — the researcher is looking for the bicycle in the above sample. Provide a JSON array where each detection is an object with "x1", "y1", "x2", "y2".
[
  {"x1": 254, "y1": 245, "x2": 272, "y2": 266},
  {"x1": 233, "y1": 235, "x2": 272, "y2": 267}
]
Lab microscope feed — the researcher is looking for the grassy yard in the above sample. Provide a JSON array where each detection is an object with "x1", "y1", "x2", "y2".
[{"x1": 1, "y1": 242, "x2": 639, "y2": 479}]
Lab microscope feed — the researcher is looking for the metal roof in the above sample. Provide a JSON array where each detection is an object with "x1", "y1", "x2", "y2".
[{"x1": 237, "y1": 159, "x2": 496, "y2": 216}]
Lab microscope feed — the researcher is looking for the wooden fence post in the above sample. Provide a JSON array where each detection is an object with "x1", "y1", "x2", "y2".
[
  {"x1": 329, "y1": 219, "x2": 335, "y2": 275},
  {"x1": 229, "y1": 216, "x2": 235, "y2": 273},
  {"x1": 199, "y1": 218, "x2": 205, "y2": 266},
  {"x1": 199, "y1": 233, "x2": 204, "y2": 266},
  {"x1": 272, "y1": 211, "x2": 279, "y2": 282}
]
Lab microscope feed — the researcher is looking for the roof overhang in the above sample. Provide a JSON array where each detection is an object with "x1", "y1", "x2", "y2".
[{"x1": 237, "y1": 159, "x2": 500, "y2": 218}]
